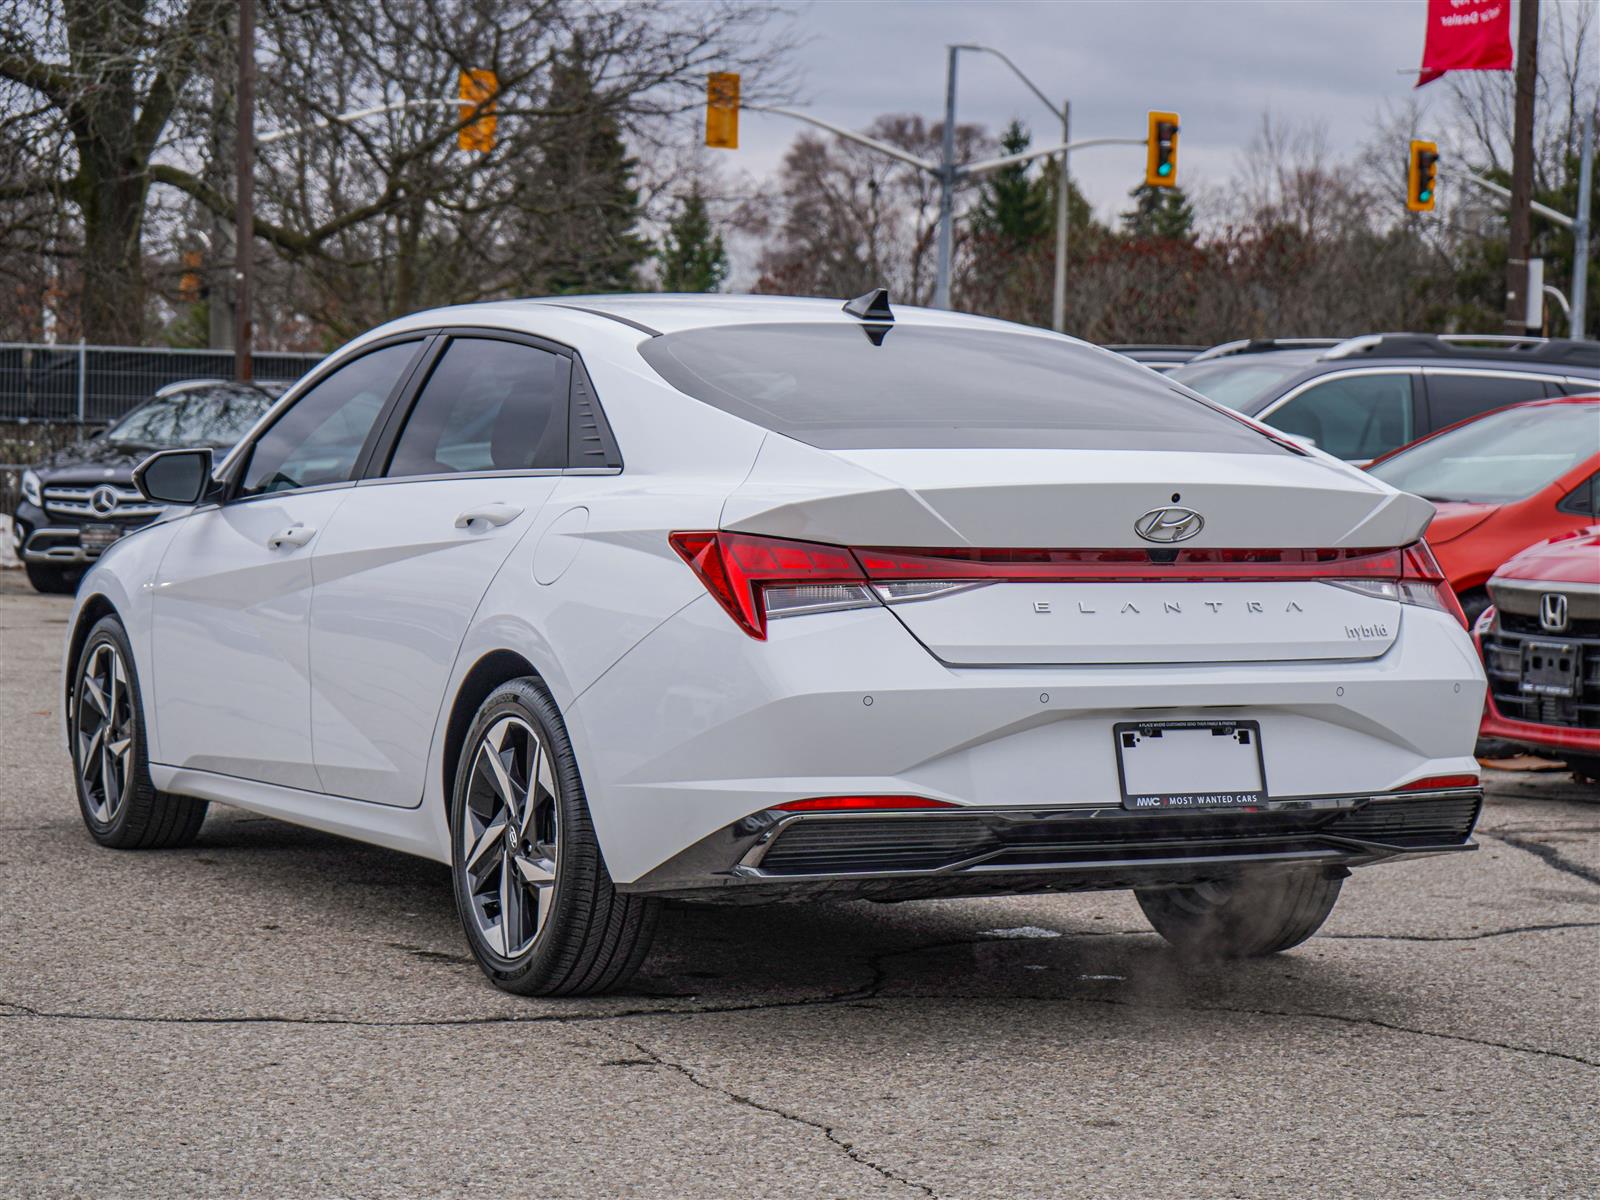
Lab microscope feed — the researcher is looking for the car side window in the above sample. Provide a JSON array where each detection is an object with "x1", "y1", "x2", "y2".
[
  {"x1": 1269, "y1": 374, "x2": 1414, "y2": 460},
  {"x1": 1427, "y1": 373, "x2": 1553, "y2": 428},
  {"x1": 1557, "y1": 471, "x2": 1599, "y2": 517},
  {"x1": 385, "y1": 337, "x2": 570, "y2": 477},
  {"x1": 238, "y1": 342, "x2": 418, "y2": 497}
]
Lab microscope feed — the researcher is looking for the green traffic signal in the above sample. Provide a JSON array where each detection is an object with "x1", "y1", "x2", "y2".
[{"x1": 1158, "y1": 162, "x2": 1172, "y2": 177}]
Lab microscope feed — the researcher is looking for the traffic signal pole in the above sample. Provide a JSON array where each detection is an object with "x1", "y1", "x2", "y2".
[
  {"x1": 933, "y1": 47, "x2": 960, "y2": 311},
  {"x1": 1572, "y1": 104, "x2": 1594, "y2": 339},
  {"x1": 234, "y1": 0, "x2": 255, "y2": 383},
  {"x1": 1503, "y1": 0, "x2": 1539, "y2": 334}
]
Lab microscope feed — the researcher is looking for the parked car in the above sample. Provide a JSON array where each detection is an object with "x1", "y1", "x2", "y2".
[
  {"x1": 1167, "y1": 334, "x2": 1599, "y2": 464},
  {"x1": 1474, "y1": 527, "x2": 1600, "y2": 779},
  {"x1": 1102, "y1": 344, "x2": 1205, "y2": 372},
  {"x1": 1363, "y1": 396, "x2": 1600, "y2": 623},
  {"x1": 65, "y1": 293, "x2": 1485, "y2": 996},
  {"x1": 13, "y1": 379, "x2": 278, "y2": 593}
]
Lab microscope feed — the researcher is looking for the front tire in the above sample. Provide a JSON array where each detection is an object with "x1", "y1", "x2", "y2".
[
  {"x1": 1135, "y1": 870, "x2": 1342, "y2": 959},
  {"x1": 71, "y1": 616, "x2": 207, "y2": 848},
  {"x1": 449, "y1": 678, "x2": 657, "y2": 996}
]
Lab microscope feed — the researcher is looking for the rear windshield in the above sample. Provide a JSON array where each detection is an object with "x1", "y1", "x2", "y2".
[
  {"x1": 1367, "y1": 402, "x2": 1600, "y2": 504},
  {"x1": 639, "y1": 322, "x2": 1287, "y2": 453}
]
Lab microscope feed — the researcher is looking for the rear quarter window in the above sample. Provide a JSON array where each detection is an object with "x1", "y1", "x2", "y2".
[{"x1": 639, "y1": 323, "x2": 1289, "y2": 454}]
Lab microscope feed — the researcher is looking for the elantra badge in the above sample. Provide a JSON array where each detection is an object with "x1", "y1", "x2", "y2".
[{"x1": 1134, "y1": 505, "x2": 1204, "y2": 543}]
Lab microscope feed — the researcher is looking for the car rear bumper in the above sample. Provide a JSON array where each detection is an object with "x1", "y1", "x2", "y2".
[
  {"x1": 569, "y1": 597, "x2": 1487, "y2": 885},
  {"x1": 620, "y1": 788, "x2": 1481, "y2": 901}
]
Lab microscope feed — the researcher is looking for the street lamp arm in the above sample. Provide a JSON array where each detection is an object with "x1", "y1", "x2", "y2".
[
  {"x1": 959, "y1": 136, "x2": 1145, "y2": 179},
  {"x1": 953, "y1": 44, "x2": 1064, "y2": 122},
  {"x1": 1440, "y1": 167, "x2": 1575, "y2": 230},
  {"x1": 258, "y1": 97, "x2": 461, "y2": 146},
  {"x1": 742, "y1": 103, "x2": 940, "y2": 174}
]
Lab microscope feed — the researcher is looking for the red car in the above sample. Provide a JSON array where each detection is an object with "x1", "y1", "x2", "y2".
[
  {"x1": 1366, "y1": 396, "x2": 1600, "y2": 624},
  {"x1": 1474, "y1": 527, "x2": 1600, "y2": 776}
]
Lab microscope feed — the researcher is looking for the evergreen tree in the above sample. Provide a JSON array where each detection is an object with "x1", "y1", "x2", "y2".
[
  {"x1": 541, "y1": 41, "x2": 650, "y2": 293},
  {"x1": 1120, "y1": 183, "x2": 1196, "y2": 241},
  {"x1": 972, "y1": 120, "x2": 1053, "y2": 249},
  {"x1": 657, "y1": 184, "x2": 729, "y2": 292}
]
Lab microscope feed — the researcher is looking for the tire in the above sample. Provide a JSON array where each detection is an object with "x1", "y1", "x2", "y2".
[
  {"x1": 449, "y1": 678, "x2": 658, "y2": 996},
  {"x1": 1135, "y1": 869, "x2": 1343, "y2": 960},
  {"x1": 1456, "y1": 587, "x2": 1490, "y2": 628},
  {"x1": 70, "y1": 616, "x2": 208, "y2": 849},
  {"x1": 1563, "y1": 754, "x2": 1600, "y2": 785},
  {"x1": 26, "y1": 562, "x2": 80, "y2": 594}
]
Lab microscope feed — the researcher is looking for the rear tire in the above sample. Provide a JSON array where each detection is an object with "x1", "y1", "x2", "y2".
[
  {"x1": 26, "y1": 562, "x2": 80, "y2": 594},
  {"x1": 449, "y1": 678, "x2": 658, "y2": 996},
  {"x1": 1563, "y1": 754, "x2": 1600, "y2": 786},
  {"x1": 71, "y1": 616, "x2": 208, "y2": 849},
  {"x1": 1135, "y1": 870, "x2": 1342, "y2": 959}
]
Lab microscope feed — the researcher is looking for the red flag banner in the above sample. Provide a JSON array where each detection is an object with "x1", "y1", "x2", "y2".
[{"x1": 1417, "y1": 0, "x2": 1513, "y2": 87}]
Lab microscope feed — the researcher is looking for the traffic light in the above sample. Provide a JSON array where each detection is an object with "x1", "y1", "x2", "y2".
[
  {"x1": 706, "y1": 72, "x2": 740, "y2": 149},
  {"x1": 1407, "y1": 139, "x2": 1439, "y2": 212},
  {"x1": 458, "y1": 69, "x2": 498, "y2": 153},
  {"x1": 1146, "y1": 111, "x2": 1179, "y2": 187}
]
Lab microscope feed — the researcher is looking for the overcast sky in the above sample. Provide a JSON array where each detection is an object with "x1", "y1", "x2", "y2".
[{"x1": 729, "y1": 0, "x2": 1449, "y2": 221}]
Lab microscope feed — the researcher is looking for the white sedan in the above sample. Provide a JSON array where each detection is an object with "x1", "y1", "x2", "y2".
[{"x1": 63, "y1": 293, "x2": 1487, "y2": 995}]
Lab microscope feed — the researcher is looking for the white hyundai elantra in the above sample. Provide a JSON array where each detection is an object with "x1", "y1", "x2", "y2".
[{"x1": 63, "y1": 293, "x2": 1487, "y2": 994}]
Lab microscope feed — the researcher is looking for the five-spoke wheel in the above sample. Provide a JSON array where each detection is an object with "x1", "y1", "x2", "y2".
[
  {"x1": 75, "y1": 641, "x2": 134, "y2": 826},
  {"x1": 459, "y1": 714, "x2": 560, "y2": 959}
]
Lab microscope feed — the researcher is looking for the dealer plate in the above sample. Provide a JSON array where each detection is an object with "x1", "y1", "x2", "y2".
[
  {"x1": 1114, "y1": 719, "x2": 1267, "y2": 811},
  {"x1": 1520, "y1": 640, "x2": 1579, "y2": 698},
  {"x1": 79, "y1": 523, "x2": 124, "y2": 554}
]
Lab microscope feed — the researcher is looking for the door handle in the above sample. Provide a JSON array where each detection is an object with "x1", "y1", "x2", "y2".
[
  {"x1": 454, "y1": 502, "x2": 524, "y2": 531},
  {"x1": 266, "y1": 523, "x2": 316, "y2": 550}
]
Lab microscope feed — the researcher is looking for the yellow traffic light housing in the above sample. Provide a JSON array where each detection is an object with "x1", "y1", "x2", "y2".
[
  {"x1": 1146, "y1": 111, "x2": 1179, "y2": 188},
  {"x1": 706, "y1": 72, "x2": 740, "y2": 149},
  {"x1": 1407, "y1": 139, "x2": 1439, "y2": 212},
  {"x1": 458, "y1": 69, "x2": 498, "y2": 153}
]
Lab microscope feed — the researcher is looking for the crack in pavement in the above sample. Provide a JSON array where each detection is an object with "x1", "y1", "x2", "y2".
[
  {"x1": 4, "y1": 923, "x2": 1596, "y2": 1069},
  {"x1": 1481, "y1": 832, "x2": 1600, "y2": 887},
  {"x1": 623, "y1": 1037, "x2": 938, "y2": 1197},
  {"x1": 1323, "y1": 921, "x2": 1600, "y2": 943}
]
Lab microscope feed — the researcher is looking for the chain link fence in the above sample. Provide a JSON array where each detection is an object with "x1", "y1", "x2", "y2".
[{"x1": 0, "y1": 342, "x2": 323, "y2": 517}]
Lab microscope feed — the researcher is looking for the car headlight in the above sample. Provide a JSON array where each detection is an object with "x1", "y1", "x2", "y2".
[{"x1": 20, "y1": 469, "x2": 41, "y2": 508}]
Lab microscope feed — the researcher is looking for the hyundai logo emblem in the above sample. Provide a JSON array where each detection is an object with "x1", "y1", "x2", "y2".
[
  {"x1": 1540, "y1": 592, "x2": 1569, "y2": 633},
  {"x1": 89, "y1": 485, "x2": 119, "y2": 516},
  {"x1": 1134, "y1": 505, "x2": 1204, "y2": 544}
]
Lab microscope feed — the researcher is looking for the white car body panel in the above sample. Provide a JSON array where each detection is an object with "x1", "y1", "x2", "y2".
[{"x1": 62, "y1": 295, "x2": 1487, "y2": 901}]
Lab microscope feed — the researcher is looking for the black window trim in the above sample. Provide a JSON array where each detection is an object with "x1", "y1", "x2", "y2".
[
  {"x1": 1557, "y1": 470, "x2": 1600, "y2": 518},
  {"x1": 221, "y1": 331, "x2": 437, "y2": 505},
  {"x1": 358, "y1": 324, "x2": 622, "y2": 481}
]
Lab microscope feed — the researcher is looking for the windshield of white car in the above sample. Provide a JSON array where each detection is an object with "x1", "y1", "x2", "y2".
[
  {"x1": 1164, "y1": 360, "x2": 1311, "y2": 412},
  {"x1": 106, "y1": 387, "x2": 274, "y2": 449},
  {"x1": 1367, "y1": 403, "x2": 1600, "y2": 504},
  {"x1": 639, "y1": 323, "x2": 1289, "y2": 453}
]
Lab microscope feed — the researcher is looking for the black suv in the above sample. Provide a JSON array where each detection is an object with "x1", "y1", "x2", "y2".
[
  {"x1": 13, "y1": 379, "x2": 278, "y2": 593},
  {"x1": 1167, "y1": 334, "x2": 1600, "y2": 464}
]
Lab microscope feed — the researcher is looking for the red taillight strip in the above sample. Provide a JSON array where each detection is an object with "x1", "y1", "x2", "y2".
[
  {"x1": 774, "y1": 796, "x2": 957, "y2": 812},
  {"x1": 1396, "y1": 774, "x2": 1481, "y2": 791},
  {"x1": 853, "y1": 545, "x2": 1409, "y2": 583}
]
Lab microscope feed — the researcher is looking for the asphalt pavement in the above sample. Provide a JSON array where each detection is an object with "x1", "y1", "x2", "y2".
[{"x1": 2, "y1": 569, "x2": 1596, "y2": 1199}]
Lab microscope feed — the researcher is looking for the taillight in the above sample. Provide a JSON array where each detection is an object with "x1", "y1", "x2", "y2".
[
  {"x1": 853, "y1": 545, "x2": 1410, "y2": 581},
  {"x1": 1399, "y1": 541, "x2": 1468, "y2": 627},
  {"x1": 669, "y1": 531, "x2": 874, "y2": 639},
  {"x1": 774, "y1": 796, "x2": 956, "y2": 812}
]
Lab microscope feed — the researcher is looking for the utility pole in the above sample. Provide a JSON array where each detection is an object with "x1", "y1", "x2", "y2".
[
  {"x1": 934, "y1": 47, "x2": 959, "y2": 311},
  {"x1": 1503, "y1": 0, "x2": 1539, "y2": 334},
  {"x1": 234, "y1": 0, "x2": 255, "y2": 382},
  {"x1": 1052, "y1": 100, "x2": 1070, "y2": 334},
  {"x1": 1572, "y1": 104, "x2": 1594, "y2": 339}
]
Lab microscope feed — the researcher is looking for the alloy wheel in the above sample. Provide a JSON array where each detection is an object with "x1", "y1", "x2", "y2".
[
  {"x1": 459, "y1": 714, "x2": 560, "y2": 959},
  {"x1": 76, "y1": 642, "x2": 134, "y2": 825}
]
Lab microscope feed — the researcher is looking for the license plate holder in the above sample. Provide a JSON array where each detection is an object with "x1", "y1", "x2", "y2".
[
  {"x1": 79, "y1": 523, "x2": 123, "y2": 554},
  {"x1": 1520, "y1": 640, "x2": 1579, "y2": 698},
  {"x1": 1114, "y1": 719, "x2": 1267, "y2": 811}
]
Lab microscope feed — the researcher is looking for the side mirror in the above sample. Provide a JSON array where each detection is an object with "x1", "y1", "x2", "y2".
[{"x1": 133, "y1": 448, "x2": 215, "y2": 506}]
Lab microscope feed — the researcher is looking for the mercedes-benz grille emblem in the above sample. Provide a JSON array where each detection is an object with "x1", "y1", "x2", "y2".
[
  {"x1": 1134, "y1": 505, "x2": 1204, "y2": 544},
  {"x1": 89, "y1": 485, "x2": 120, "y2": 516},
  {"x1": 1540, "y1": 592, "x2": 1569, "y2": 633}
]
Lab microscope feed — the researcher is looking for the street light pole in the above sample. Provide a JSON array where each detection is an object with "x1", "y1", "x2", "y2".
[
  {"x1": 1572, "y1": 104, "x2": 1595, "y2": 340},
  {"x1": 234, "y1": 0, "x2": 255, "y2": 383},
  {"x1": 934, "y1": 46, "x2": 959, "y2": 311},
  {"x1": 1053, "y1": 100, "x2": 1070, "y2": 333}
]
